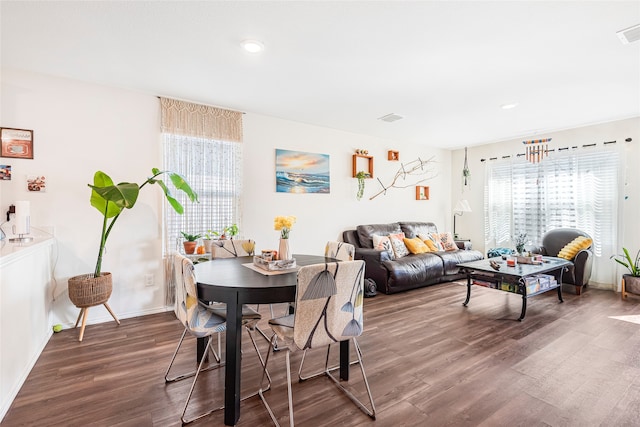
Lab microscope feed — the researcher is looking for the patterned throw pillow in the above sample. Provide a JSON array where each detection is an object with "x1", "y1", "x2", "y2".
[
  {"x1": 389, "y1": 232, "x2": 410, "y2": 258},
  {"x1": 557, "y1": 236, "x2": 592, "y2": 260},
  {"x1": 420, "y1": 233, "x2": 445, "y2": 251},
  {"x1": 438, "y1": 232, "x2": 458, "y2": 251},
  {"x1": 403, "y1": 237, "x2": 430, "y2": 254},
  {"x1": 372, "y1": 234, "x2": 395, "y2": 260}
]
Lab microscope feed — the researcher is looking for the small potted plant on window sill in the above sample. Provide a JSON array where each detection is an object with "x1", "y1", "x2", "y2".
[
  {"x1": 611, "y1": 248, "x2": 640, "y2": 298},
  {"x1": 181, "y1": 232, "x2": 202, "y2": 254}
]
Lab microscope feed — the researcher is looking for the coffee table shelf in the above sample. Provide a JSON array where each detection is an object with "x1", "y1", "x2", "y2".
[{"x1": 457, "y1": 256, "x2": 572, "y2": 321}]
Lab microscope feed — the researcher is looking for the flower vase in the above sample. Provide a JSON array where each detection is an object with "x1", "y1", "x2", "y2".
[{"x1": 279, "y1": 238, "x2": 291, "y2": 261}]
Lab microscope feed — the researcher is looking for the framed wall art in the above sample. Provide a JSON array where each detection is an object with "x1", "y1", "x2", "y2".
[
  {"x1": 1, "y1": 128, "x2": 34, "y2": 159},
  {"x1": 276, "y1": 149, "x2": 330, "y2": 194}
]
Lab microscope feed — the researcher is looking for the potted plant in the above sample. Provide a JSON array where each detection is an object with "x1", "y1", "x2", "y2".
[
  {"x1": 181, "y1": 232, "x2": 201, "y2": 254},
  {"x1": 355, "y1": 171, "x2": 370, "y2": 201},
  {"x1": 611, "y1": 248, "x2": 640, "y2": 298},
  {"x1": 68, "y1": 168, "x2": 197, "y2": 331}
]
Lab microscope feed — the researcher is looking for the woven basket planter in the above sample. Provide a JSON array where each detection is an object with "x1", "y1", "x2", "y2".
[{"x1": 68, "y1": 272, "x2": 113, "y2": 308}]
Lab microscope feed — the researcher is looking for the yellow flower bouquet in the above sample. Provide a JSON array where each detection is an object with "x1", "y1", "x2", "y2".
[{"x1": 274, "y1": 215, "x2": 296, "y2": 239}]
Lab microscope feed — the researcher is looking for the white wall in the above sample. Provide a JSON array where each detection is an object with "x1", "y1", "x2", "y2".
[
  {"x1": 451, "y1": 117, "x2": 640, "y2": 288},
  {"x1": 1, "y1": 69, "x2": 453, "y2": 328}
]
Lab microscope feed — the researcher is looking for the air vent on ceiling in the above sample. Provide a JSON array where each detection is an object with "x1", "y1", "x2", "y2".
[
  {"x1": 378, "y1": 113, "x2": 404, "y2": 123},
  {"x1": 617, "y1": 24, "x2": 640, "y2": 44}
]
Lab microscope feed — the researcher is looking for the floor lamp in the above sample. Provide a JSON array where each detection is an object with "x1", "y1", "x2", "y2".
[{"x1": 453, "y1": 199, "x2": 472, "y2": 239}]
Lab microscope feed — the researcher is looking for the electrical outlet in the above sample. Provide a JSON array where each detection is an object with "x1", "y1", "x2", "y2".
[{"x1": 144, "y1": 274, "x2": 154, "y2": 287}]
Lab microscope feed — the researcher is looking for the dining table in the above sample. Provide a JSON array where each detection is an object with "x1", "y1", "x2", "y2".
[{"x1": 194, "y1": 254, "x2": 350, "y2": 426}]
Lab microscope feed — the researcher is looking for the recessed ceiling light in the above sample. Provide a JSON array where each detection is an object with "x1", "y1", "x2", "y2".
[
  {"x1": 241, "y1": 40, "x2": 264, "y2": 53},
  {"x1": 501, "y1": 103, "x2": 519, "y2": 110}
]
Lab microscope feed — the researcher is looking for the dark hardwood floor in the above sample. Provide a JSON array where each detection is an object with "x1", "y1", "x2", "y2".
[{"x1": 3, "y1": 282, "x2": 640, "y2": 427}]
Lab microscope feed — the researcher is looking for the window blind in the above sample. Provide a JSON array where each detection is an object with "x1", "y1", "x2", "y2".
[{"x1": 485, "y1": 148, "x2": 620, "y2": 288}]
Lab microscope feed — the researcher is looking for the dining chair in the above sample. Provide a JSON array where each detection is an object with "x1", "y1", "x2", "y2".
[
  {"x1": 258, "y1": 260, "x2": 376, "y2": 426},
  {"x1": 324, "y1": 241, "x2": 355, "y2": 261},
  {"x1": 165, "y1": 254, "x2": 270, "y2": 424}
]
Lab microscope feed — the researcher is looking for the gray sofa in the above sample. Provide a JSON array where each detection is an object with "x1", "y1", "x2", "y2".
[{"x1": 343, "y1": 221, "x2": 484, "y2": 294}]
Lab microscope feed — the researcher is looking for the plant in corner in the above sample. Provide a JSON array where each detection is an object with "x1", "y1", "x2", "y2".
[
  {"x1": 67, "y1": 168, "x2": 197, "y2": 341},
  {"x1": 611, "y1": 248, "x2": 640, "y2": 297},
  {"x1": 89, "y1": 168, "x2": 198, "y2": 277}
]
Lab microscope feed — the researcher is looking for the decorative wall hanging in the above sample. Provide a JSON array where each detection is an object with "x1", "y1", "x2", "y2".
[
  {"x1": 27, "y1": 175, "x2": 46, "y2": 192},
  {"x1": 523, "y1": 138, "x2": 552, "y2": 163},
  {"x1": 369, "y1": 156, "x2": 436, "y2": 200},
  {"x1": 1, "y1": 128, "x2": 34, "y2": 159},
  {"x1": 0, "y1": 165, "x2": 11, "y2": 180},
  {"x1": 415, "y1": 186, "x2": 429, "y2": 200},
  {"x1": 276, "y1": 149, "x2": 330, "y2": 194},
  {"x1": 462, "y1": 147, "x2": 470, "y2": 191}
]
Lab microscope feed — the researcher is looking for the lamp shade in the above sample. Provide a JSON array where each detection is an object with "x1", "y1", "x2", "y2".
[{"x1": 454, "y1": 199, "x2": 472, "y2": 214}]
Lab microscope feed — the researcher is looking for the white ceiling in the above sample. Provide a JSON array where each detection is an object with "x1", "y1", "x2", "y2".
[{"x1": 2, "y1": 1, "x2": 639, "y2": 149}]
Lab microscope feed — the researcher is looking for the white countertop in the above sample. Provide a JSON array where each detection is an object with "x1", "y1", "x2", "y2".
[{"x1": 0, "y1": 234, "x2": 55, "y2": 267}]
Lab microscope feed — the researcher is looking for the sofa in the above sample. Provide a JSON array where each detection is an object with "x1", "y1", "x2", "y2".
[{"x1": 343, "y1": 221, "x2": 484, "y2": 294}]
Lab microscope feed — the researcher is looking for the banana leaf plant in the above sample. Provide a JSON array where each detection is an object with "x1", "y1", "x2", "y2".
[
  {"x1": 89, "y1": 168, "x2": 198, "y2": 277},
  {"x1": 611, "y1": 248, "x2": 640, "y2": 277}
]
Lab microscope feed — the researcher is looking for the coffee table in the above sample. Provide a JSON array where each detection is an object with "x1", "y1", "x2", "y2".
[{"x1": 457, "y1": 256, "x2": 572, "y2": 321}]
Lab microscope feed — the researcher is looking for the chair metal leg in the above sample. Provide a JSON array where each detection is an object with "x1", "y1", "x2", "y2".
[
  {"x1": 298, "y1": 345, "x2": 359, "y2": 382},
  {"x1": 181, "y1": 336, "x2": 224, "y2": 424},
  {"x1": 179, "y1": 326, "x2": 270, "y2": 424},
  {"x1": 165, "y1": 328, "x2": 223, "y2": 383},
  {"x1": 258, "y1": 333, "x2": 285, "y2": 426},
  {"x1": 323, "y1": 338, "x2": 376, "y2": 420}
]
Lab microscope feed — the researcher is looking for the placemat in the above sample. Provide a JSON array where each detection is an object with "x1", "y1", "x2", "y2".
[{"x1": 242, "y1": 263, "x2": 300, "y2": 276}]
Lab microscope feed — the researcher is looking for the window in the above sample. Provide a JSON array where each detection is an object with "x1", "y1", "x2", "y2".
[
  {"x1": 162, "y1": 134, "x2": 242, "y2": 254},
  {"x1": 484, "y1": 148, "x2": 621, "y2": 287},
  {"x1": 159, "y1": 98, "x2": 243, "y2": 304}
]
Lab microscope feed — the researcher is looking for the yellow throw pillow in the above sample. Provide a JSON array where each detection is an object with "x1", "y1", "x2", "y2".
[
  {"x1": 423, "y1": 239, "x2": 438, "y2": 252},
  {"x1": 557, "y1": 236, "x2": 592, "y2": 260},
  {"x1": 403, "y1": 237, "x2": 429, "y2": 254}
]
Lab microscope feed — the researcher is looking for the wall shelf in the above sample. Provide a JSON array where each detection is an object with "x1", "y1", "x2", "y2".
[
  {"x1": 415, "y1": 185, "x2": 429, "y2": 200},
  {"x1": 352, "y1": 154, "x2": 374, "y2": 178}
]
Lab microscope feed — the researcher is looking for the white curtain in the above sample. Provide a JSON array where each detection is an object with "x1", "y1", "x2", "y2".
[
  {"x1": 160, "y1": 98, "x2": 243, "y2": 305},
  {"x1": 484, "y1": 146, "x2": 621, "y2": 289}
]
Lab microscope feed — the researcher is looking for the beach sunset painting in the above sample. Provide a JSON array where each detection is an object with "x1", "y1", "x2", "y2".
[{"x1": 276, "y1": 149, "x2": 330, "y2": 194}]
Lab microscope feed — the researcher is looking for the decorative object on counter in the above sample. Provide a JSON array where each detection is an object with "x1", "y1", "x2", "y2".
[
  {"x1": 369, "y1": 156, "x2": 436, "y2": 200},
  {"x1": 611, "y1": 247, "x2": 640, "y2": 299},
  {"x1": 522, "y1": 138, "x2": 552, "y2": 164},
  {"x1": 462, "y1": 147, "x2": 470, "y2": 191},
  {"x1": 274, "y1": 215, "x2": 296, "y2": 260},
  {"x1": 0, "y1": 127, "x2": 34, "y2": 159},
  {"x1": 355, "y1": 170, "x2": 370, "y2": 201},
  {"x1": 68, "y1": 168, "x2": 197, "y2": 341},
  {"x1": 9, "y1": 200, "x2": 33, "y2": 243},
  {"x1": 276, "y1": 149, "x2": 330, "y2": 194}
]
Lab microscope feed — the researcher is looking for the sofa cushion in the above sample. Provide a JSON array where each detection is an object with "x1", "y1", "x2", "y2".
[
  {"x1": 436, "y1": 249, "x2": 485, "y2": 275},
  {"x1": 404, "y1": 237, "x2": 430, "y2": 254},
  {"x1": 399, "y1": 222, "x2": 438, "y2": 239},
  {"x1": 423, "y1": 239, "x2": 439, "y2": 252},
  {"x1": 382, "y1": 253, "x2": 445, "y2": 289},
  {"x1": 420, "y1": 233, "x2": 445, "y2": 251},
  {"x1": 389, "y1": 233, "x2": 410, "y2": 258},
  {"x1": 558, "y1": 236, "x2": 593, "y2": 260},
  {"x1": 357, "y1": 223, "x2": 402, "y2": 249},
  {"x1": 438, "y1": 232, "x2": 458, "y2": 251},
  {"x1": 372, "y1": 234, "x2": 395, "y2": 260}
]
